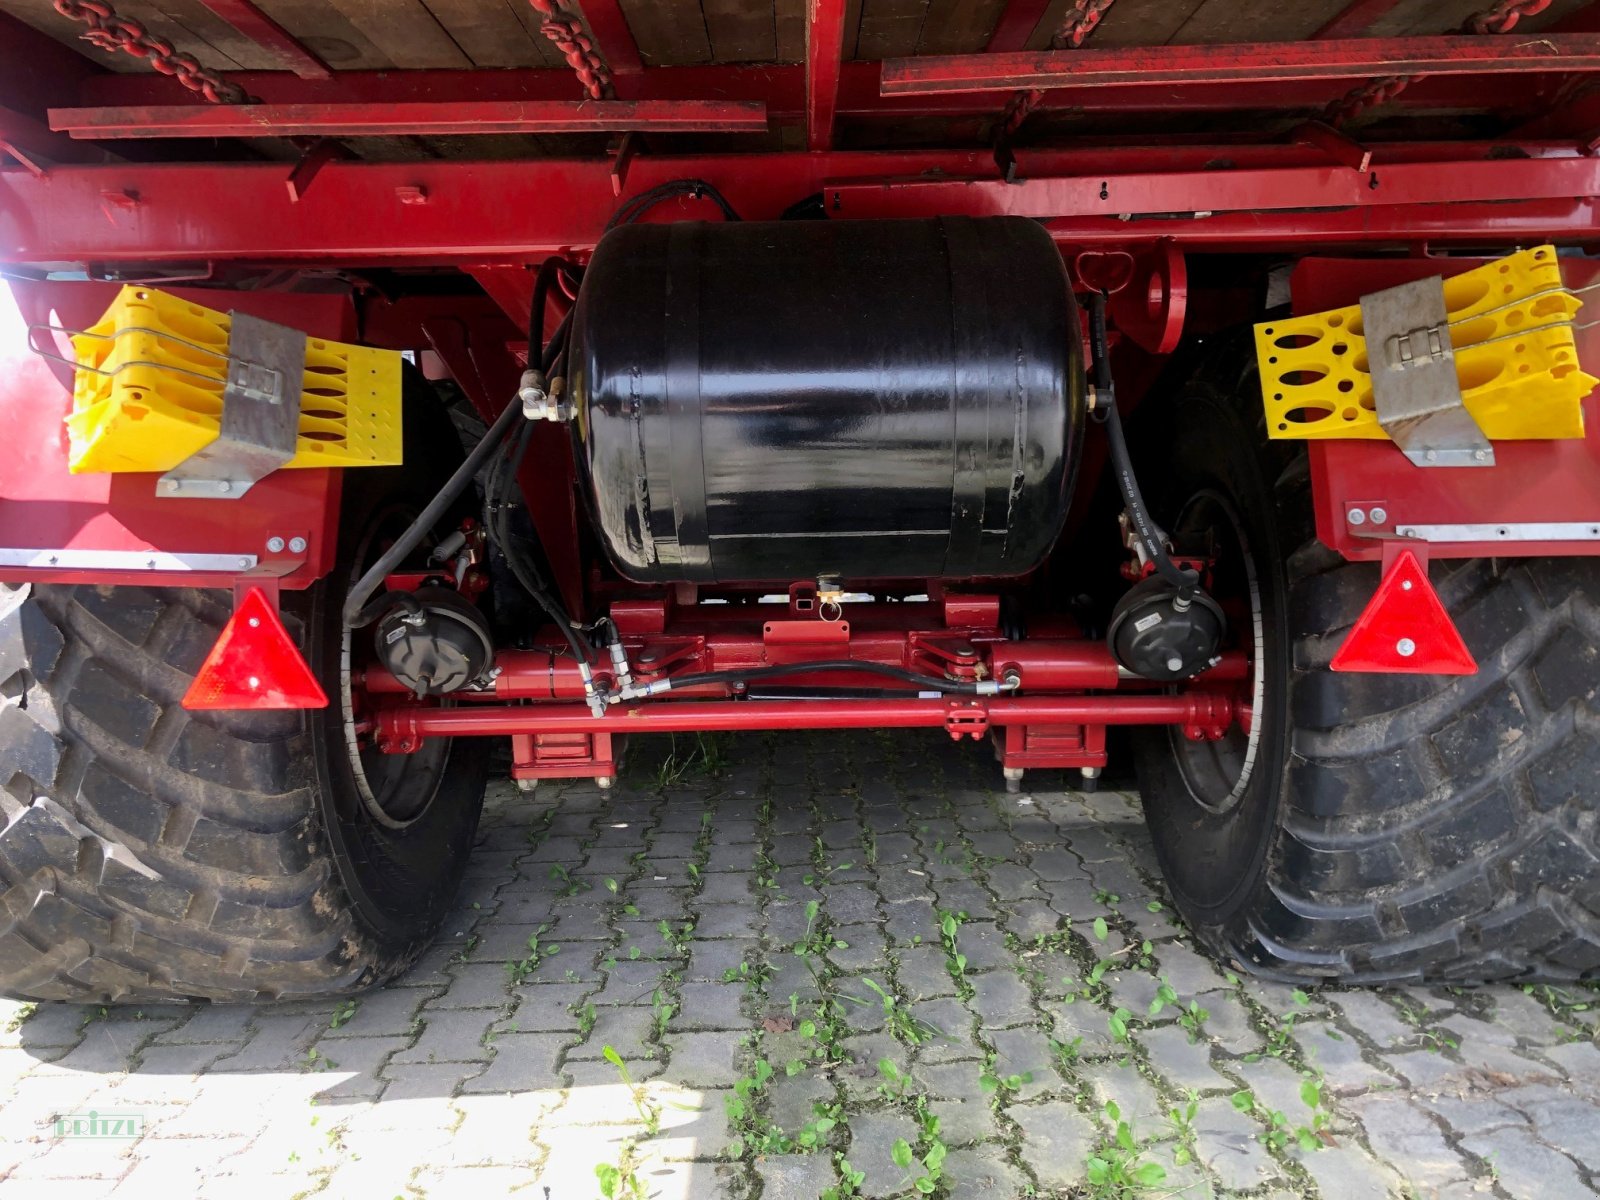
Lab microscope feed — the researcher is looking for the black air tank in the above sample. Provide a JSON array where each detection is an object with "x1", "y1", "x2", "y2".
[{"x1": 569, "y1": 217, "x2": 1084, "y2": 584}]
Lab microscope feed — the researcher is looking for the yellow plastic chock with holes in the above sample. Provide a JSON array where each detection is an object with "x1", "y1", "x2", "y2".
[
  {"x1": 1255, "y1": 246, "x2": 1597, "y2": 444},
  {"x1": 63, "y1": 285, "x2": 403, "y2": 475}
]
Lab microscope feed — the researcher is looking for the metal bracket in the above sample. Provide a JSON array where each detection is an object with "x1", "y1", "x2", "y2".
[
  {"x1": 1360, "y1": 276, "x2": 1493, "y2": 468},
  {"x1": 158, "y1": 312, "x2": 306, "y2": 500}
]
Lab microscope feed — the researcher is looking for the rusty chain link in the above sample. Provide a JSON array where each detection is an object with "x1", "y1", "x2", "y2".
[
  {"x1": 999, "y1": 0, "x2": 1120, "y2": 142},
  {"x1": 1465, "y1": 0, "x2": 1553, "y2": 35},
  {"x1": 53, "y1": 0, "x2": 250, "y2": 104},
  {"x1": 528, "y1": 0, "x2": 615, "y2": 101},
  {"x1": 1327, "y1": 0, "x2": 1553, "y2": 126}
]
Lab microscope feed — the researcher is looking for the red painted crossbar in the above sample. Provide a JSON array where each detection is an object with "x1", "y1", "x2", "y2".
[
  {"x1": 881, "y1": 34, "x2": 1600, "y2": 95},
  {"x1": 49, "y1": 100, "x2": 770, "y2": 140}
]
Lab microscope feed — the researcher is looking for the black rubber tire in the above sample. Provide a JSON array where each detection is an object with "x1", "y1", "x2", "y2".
[
  {"x1": 0, "y1": 376, "x2": 491, "y2": 1003},
  {"x1": 1131, "y1": 355, "x2": 1600, "y2": 984}
]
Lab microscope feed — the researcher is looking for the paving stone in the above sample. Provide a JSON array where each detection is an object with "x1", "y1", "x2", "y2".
[
  {"x1": 390, "y1": 1008, "x2": 495, "y2": 1064},
  {"x1": 895, "y1": 945, "x2": 958, "y2": 1001},
  {"x1": 967, "y1": 970, "x2": 1036, "y2": 1028},
  {"x1": 566, "y1": 1006, "x2": 655, "y2": 1060},
  {"x1": 1294, "y1": 1020, "x2": 1401, "y2": 1093},
  {"x1": 1194, "y1": 1095, "x2": 1281, "y2": 1192},
  {"x1": 1353, "y1": 1095, "x2": 1472, "y2": 1190},
  {"x1": 661, "y1": 1031, "x2": 744, "y2": 1088},
  {"x1": 1140, "y1": 1023, "x2": 1225, "y2": 1094},
  {"x1": 846, "y1": 1111, "x2": 923, "y2": 1198},
  {"x1": 427, "y1": 963, "x2": 517, "y2": 1010},
  {"x1": 1300, "y1": 1143, "x2": 1409, "y2": 1200},
  {"x1": 671, "y1": 982, "x2": 747, "y2": 1032},
  {"x1": 9, "y1": 733, "x2": 1600, "y2": 1200},
  {"x1": 1009, "y1": 1101, "x2": 1095, "y2": 1188},
  {"x1": 459, "y1": 1032, "x2": 566, "y2": 1093},
  {"x1": 940, "y1": 1145, "x2": 1028, "y2": 1194},
  {"x1": 756, "y1": 1153, "x2": 838, "y2": 1199}
]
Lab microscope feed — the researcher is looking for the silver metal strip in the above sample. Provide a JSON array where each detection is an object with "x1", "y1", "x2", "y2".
[
  {"x1": 159, "y1": 311, "x2": 306, "y2": 501},
  {"x1": 1361, "y1": 276, "x2": 1494, "y2": 469},
  {"x1": 0, "y1": 549, "x2": 257, "y2": 571},
  {"x1": 1393, "y1": 522, "x2": 1600, "y2": 543}
]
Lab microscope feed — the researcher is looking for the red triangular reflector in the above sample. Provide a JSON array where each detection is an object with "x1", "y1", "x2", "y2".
[
  {"x1": 182, "y1": 587, "x2": 329, "y2": 710},
  {"x1": 1331, "y1": 549, "x2": 1476, "y2": 675}
]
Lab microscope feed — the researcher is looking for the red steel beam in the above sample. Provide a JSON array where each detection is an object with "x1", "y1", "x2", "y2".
[
  {"x1": 49, "y1": 100, "x2": 771, "y2": 139},
  {"x1": 807, "y1": 0, "x2": 848, "y2": 150},
  {"x1": 373, "y1": 694, "x2": 1235, "y2": 742},
  {"x1": 68, "y1": 61, "x2": 1575, "y2": 120},
  {"x1": 574, "y1": 0, "x2": 644, "y2": 74},
  {"x1": 1312, "y1": 0, "x2": 1406, "y2": 39},
  {"x1": 985, "y1": 0, "x2": 1054, "y2": 51},
  {"x1": 5, "y1": 149, "x2": 1598, "y2": 265},
  {"x1": 880, "y1": 34, "x2": 1600, "y2": 95},
  {"x1": 194, "y1": 0, "x2": 332, "y2": 80}
]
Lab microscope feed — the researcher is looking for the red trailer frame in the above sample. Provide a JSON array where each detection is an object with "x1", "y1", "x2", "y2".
[{"x1": 3, "y1": 0, "x2": 1598, "y2": 783}]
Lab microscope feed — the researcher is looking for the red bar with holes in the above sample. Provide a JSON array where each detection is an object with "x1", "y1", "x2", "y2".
[
  {"x1": 50, "y1": 100, "x2": 771, "y2": 139},
  {"x1": 880, "y1": 34, "x2": 1600, "y2": 95}
]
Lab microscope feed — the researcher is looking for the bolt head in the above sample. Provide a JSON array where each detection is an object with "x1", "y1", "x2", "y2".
[
  {"x1": 161, "y1": 479, "x2": 180, "y2": 493},
  {"x1": 1401, "y1": 579, "x2": 1414, "y2": 591},
  {"x1": 1165, "y1": 656, "x2": 1184, "y2": 673},
  {"x1": 1368, "y1": 506, "x2": 1387, "y2": 525},
  {"x1": 1347, "y1": 508, "x2": 1367, "y2": 526},
  {"x1": 1396, "y1": 637, "x2": 1417, "y2": 657},
  {"x1": 246, "y1": 675, "x2": 261, "y2": 689},
  {"x1": 216, "y1": 480, "x2": 231, "y2": 493},
  {"x1": 237, "y1": 557, "x2": 251, "y2": 569},
  {"x1": 247, "y1": 616, "x2": 261, "y2": 628},
  {"x1": 288, "y1": 536, "x2": 307, "y2": 554},
  {"x1": 266, "y1": 536, "x2": 286, "y2": 553}
]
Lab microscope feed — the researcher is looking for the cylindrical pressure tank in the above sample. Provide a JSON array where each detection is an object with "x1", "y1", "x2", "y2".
[{"x1": 568, "y1": 216, "x2": 1085, "y2": 584}]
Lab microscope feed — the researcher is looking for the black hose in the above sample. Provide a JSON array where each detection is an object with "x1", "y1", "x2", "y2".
[
  {"x1": 606, "y1": 180, "x2": 741, "y2": 231},
  {"x1": 343, "y1": 395, "x2": 524, "y2": 629},
  {"x1": 1087, "y1": 292, "x2": 1199, "y2": 602},
  {"x1": 651, "y1": 659, "x2": 1004, "y2": 696}
]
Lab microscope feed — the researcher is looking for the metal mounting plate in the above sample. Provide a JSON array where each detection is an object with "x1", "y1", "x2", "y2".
[
  {"x1": 159, "y1": 312, "x2": 306, "y2": 499},
  {"x1": 1360, "y1": 276, "x2": 1493, "y2": 468}
]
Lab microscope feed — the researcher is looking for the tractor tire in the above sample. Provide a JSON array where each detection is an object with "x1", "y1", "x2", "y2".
[
  {"x1": 0, "y1": 375, "x2": 491, "y2": 1003},
  {"x1": 1130, "y1": 356, "x2": 1600, "y2": 984}
]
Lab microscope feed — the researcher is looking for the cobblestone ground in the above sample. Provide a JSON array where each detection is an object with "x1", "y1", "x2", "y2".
[{"x1": 4, "y1": 731, "x2": 1600, "y2": 1200}]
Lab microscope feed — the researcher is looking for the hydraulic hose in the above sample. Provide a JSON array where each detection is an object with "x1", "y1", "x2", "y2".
[
  {"x1": 626, "y1": 659, "x2": 1017, "y2": 698},
  {"x1": 343, "y1": 394, "x2": 524, "y2": 629},
  {"x1": 1087, "y1": 291, "x2": 1199, "y2": 603}
]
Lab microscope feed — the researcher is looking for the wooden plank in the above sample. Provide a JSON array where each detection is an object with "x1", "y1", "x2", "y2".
[
  {"x1": 777, "y1": 0, "x2": 809, "y2": 60},
  {"x1": 426, "y1": 0, "x2": 545, "y2": 67},
  {"x1": 615, "y1": 0, "x2": 712, "y2": 64},
  {"x1": 1365, "y1": 0, "x2": 1489, "y2": 36},
  {"x1": 97, "y1": 0, "x2": 246, "y2": 69},
  {"x1": 1034, "y1": 0, "x2": 1203, "y2": 49},
  {"x1": 1171, "y1": 0, "x2": 1343, "y2": 44},
  {"x1": 151, "y1": 0, "x2": 304, "y2": 69},
  {"x1": 704, "y1": 0, "x2": 777, "y2": 61},
  {"x1": 917, "y1": 0, "x2": 1007, "y2": 54},
  {"x1": 255, "y1": 0, "x2": 396, "y2": 68},
  {"x1": 320, "y1": 0, "x2": 471, "y2": 68},
  {"x1": 856, "y1": 0, "x2": 929, "y2": 58},
  {"x1": 505, "y1": 1, "x2": 571, "y2": 69}
]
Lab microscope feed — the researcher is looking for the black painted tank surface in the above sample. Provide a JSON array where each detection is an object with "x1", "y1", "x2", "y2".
[{"x1": 568, "y1": 217, "x2": 1085, "y2": 585}]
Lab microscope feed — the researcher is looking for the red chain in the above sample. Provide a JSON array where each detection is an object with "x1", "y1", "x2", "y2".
[
  {"x1": 53, "y1": 0, "x2": 250, "y2": 104},
  {"x1": 1465, "y1": 0, "x2": 1552, "y2": 35},
  {"x1": 1328, "y1": 0, "x2": 1553, "y2": 125},
  {"x1": 528, "y1": 0, "x2": 614, "y2": 101},
  {"x1": 999, "y1": 0, "x2": 1120, "y2": 140}
]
